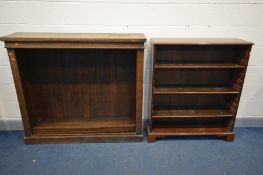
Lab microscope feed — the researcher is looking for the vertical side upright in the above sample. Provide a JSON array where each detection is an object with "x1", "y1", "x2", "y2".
[
  {"x1": 229, "y1": 45, "x2": 253, "y2": 131},
  {"x1": 7, "y1": 48, "x2": 32, "y2": 136},
  {"x1": 147, "y1": 43, "x2": 158, "y2": 142},
  {"x1": 136, "y1": 49, "x2": 144, "y2": 135},
  {"x1": 150, "y1": 44, "x2": 157, "y2": 132}
]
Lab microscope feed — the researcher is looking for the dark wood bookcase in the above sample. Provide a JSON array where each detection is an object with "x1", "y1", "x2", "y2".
[
  {"x1": 0, "y1": 32, "x2": 146, "y2": 144},
  {"x1": 148, "y1": 38, "x2": 253, "y2": 142}
]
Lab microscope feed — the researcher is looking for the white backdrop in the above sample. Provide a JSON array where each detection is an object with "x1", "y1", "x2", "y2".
[{"x1": 0, "y1": 0, "x2": 263, "y2": 129}]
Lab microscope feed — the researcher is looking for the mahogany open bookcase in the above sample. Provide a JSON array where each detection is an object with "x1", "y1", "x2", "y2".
[
  {"x1": 0, "y1": 33, "x2": 146, "y2": 144},
  {"x1": 148, "y1": 38, "x2": 253, "y2": 142}
]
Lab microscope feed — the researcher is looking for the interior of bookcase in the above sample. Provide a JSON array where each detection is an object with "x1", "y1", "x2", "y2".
[
  {"x1": 151, "y1": 44, "x2": 250, "y2": 133},
  {"x1": 155, "y1": 45, "x2": 248, "y2": 65},
  {"x1": 15, "y1": 49, "x2": 137, "y2": 136}
]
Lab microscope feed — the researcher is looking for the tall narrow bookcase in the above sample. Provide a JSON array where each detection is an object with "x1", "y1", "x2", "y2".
[
  {"x1": 1, "y1": 32, "x2": 146, "y2": 144},
  {"x1": 148, "y1": 38, "x2": 253, "y2": 142}
]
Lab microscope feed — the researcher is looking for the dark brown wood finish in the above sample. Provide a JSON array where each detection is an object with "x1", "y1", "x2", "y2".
[
  {"x1": 136, "y1": 49, "x2": 144, "y2": 134},
  {"x1": 2, "y1": 33, "x2": 145, "y2": 49},
  {"x1": 1, "y1": 32, "x2": 146, "y2": 42},
  {"x1": 148, "y1": 38, "x2": 253, "y2": 142},
  {"x1": 154, "y1": 87, "x2": 240, "y2": 94},
  {"x1": 4, "y1": 41, "x2": 144, "y2": 49},
  {"x1": 151, "y1": 38, "x2": 253, "y2": 45},
  {"x1": 1, "y1": 33, "x2": 146, "y2": 144},
  {"x1": 7, "y1": 49, "x2": 32, "y2": 136}
]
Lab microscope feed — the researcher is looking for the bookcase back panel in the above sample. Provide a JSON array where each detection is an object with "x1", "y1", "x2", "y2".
[
  {"x1": 155, "y1": 69, "x2": 240, "y2": 87},
  {"x1": 153, "y1": 94, "x2": 234, "y2": 109},
  {"x1": 152, "y1": 118, "x2": 229, "y2": 129},
  {"x1": 156, "y1": 45, "x2": 249, "y2": 64},
  {"x1": 16, "y1": 49, "x2": 136, "y2": 125}
]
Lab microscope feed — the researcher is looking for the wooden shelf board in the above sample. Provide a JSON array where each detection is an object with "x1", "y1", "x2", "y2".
[
  {"x1": 0, "y1": 32, "x2": 146, "y2": 42},
  {"x1": 155, "y1": 63, "x2": 245, "y2": 69},
  {"x1": 152, "y1": 109, "x2": 234, "y2": 118},
  {"x1": 151, "y1": 38, "x2": 254, "y2": 45},
  {"x1": 32, "y1": 118, "x2": 136, "y2": 136},
  {"x1": 154, "y1": 87, "x2": 239, "y2": 94}
]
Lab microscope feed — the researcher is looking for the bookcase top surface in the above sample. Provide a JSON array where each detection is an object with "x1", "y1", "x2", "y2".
[
  {"x1": 152, "y1": 38, "x2": 254, "y2": 45},
  {"x1": 0, "y1": 32, "x2": 146, "y2": 42}
]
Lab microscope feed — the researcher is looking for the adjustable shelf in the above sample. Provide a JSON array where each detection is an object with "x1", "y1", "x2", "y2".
[
  {"x1": 152, "y1": 109, "x2": 234, "y2": 119},
  {"x1": 153, "y1": 87, "x2": 240, "y2": 95},
  {"x1": 155, "y1": 63, "x2": 245, "y2": 69},
  {"x1": 148, "y1": 38, "x2": 253, "y2": 142}
]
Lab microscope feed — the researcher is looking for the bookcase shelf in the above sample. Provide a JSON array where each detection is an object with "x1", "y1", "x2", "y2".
[
  {"x1": 155, "y1": 63, "x2": 245, "y2": 69},
  {"x1": 148, "y1": 38, "x2": 253, "y2": 142},
  {"x1": 1, "y1": 32, "x2": 146, "y2": 144},
  {"x1": 152, "y1": 109, "x2": 234, "y2": 119},
  {"x1": 32, "y1": 118, "x2": 136, "y2": 136},
  {"x1": 153, "y1": 87, "x2": 240, "y2": 94},
  {"x1": 151, "y1": 127, "x2": 231, "y2": 135}
]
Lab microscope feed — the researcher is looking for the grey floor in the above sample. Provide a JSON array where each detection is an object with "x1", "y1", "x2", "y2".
[{"x1": 0, "y1": 128, "x2": 263, "y2": 175}]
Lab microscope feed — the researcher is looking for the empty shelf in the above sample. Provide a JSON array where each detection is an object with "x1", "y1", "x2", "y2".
[
  {"x1": 153, "y1": 87, "x2": 240, "y2": 95},
  {"x1": 155, "y1": 63, "x2": 245, "y2": 69},
  {"x1": 32, "y1": 118, "x2": 136, "y2": 136},
  {"x1": 152, "y1": 109, "x2": 234, "y2": 119}
]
